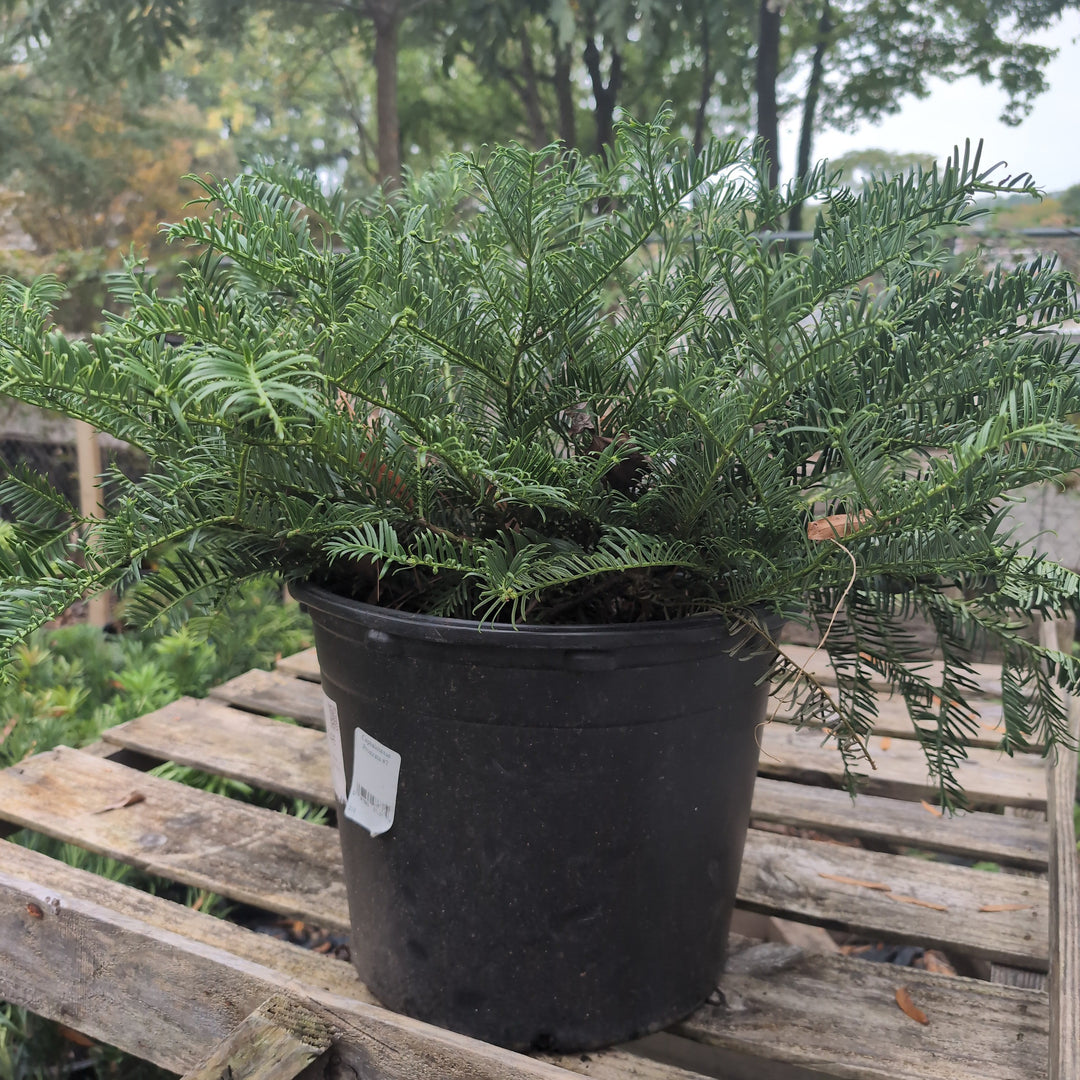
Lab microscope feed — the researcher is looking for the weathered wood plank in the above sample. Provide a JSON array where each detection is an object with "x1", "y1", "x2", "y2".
[
  {"x1": 0, "y1": 860, "x2": 584, "y2": 1080},
  {"x1": 182, "y1": 995, "x2": 332, "y2": 1080},
  {"x1": 759, "y1": 724, "x2": 1048, "y2": 809},
  {"x1": 738, "y1": 830, "x2": 1049, "y2": 970},
  {"x1": 0, "y1": 747, "x2": 350, "y2": 929},
  {"x1": 1046, "y1": 635, "x2": 1080, "y2": 1080},
  {"x1": 780, "y1": 643, "x2": 1004, "y2": 698},
  {"x1": 752, "y1": 777, "x2": 1049, "y2": 869},
  {"x1": 0, "y1": 844, "x2": 722, "y2": 1080},
  {"x1": 102, "y1": 702, "x2": 1053, "y2": 870},
  {"x1": 766, "y1": 695, "x2": 1036, "y2": 752},
  {"x1": 276, "y1": 648, "x2": 320, "y2": 681},
  {"x1": 0, "y1": 841, "x2": 366, "y2": 998},
  {"x1": 675, "y1": 939, "x2": 1048, "y2": 1080},
  {"x1": 103, "y1": 698, "x2": 332, "y2": 805},
  {"x1": 209, "y1": 669, "x2": 325, "y2": 727},
  {"x1": 0, "y1": 749, "x2": 1050, "y2": 967}
]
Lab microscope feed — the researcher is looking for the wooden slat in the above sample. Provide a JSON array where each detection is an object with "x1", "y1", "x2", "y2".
[
  {"x1": 752, "y1": 777, "x2": 1049, "y2": 869},
  {"x1": 0, "y1": 748, "x2": 1049, "y2": 968},
  {"x1": 759, "y1": 725, "x2": 1048, "y2": 809},
  {"x1": 102, "y1": 699, "x2": 1051, "y2": 870},
  {"x1": 276, "y1": 648, "x2": 320, "y2": 681},
  {"x1": 767, "y1": 695, "x2": 1034, "y2": 752},
  {"x1": 181, "y1": 995, "x2": 332, "y2": 1080},
  {"x1": 103, "y1": 697, "x2": 332, "y2": 804},
  {"x1": 738, "y1": 830, "x2": 1048, "y2": 970},
  {"x1": 1047, "y1": 643, "x2": 1080, "y2": 1080},
  {"x1": 675, "y1": 939, "x2": 1048, "y2": 1080},
  {"x1": 0, "y1": 747, "x2": 350, "y2": 929},
  {"x1": 780, "y1": 643, "x2": 1004, "y2": 698},
  {"x1": 209, "y1": 669, "x2": 325, "y2": 726},
  {"x1": 0, "y1": 843, "x2": 707, "y2": 1080},
  {"x1": 0, "y1": 856, "x2": 582, "y2": 1080}
]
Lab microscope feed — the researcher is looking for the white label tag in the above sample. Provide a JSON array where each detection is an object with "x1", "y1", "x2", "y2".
[
  {"x1": 344, "y1": 728, "x2": 401, "y2": 837},
  {"x1": 321, "y1": 693, "x2": 347, "y2": 803}
]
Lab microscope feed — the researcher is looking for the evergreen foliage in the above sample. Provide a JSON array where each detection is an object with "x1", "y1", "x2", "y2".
[{"x1": 3, "y1": 114, "x2": 1080, "y2": 804}]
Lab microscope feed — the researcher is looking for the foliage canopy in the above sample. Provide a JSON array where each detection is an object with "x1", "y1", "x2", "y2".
[{"x1": 2, "y1": 115, "x2": 1080, "y2": 803}]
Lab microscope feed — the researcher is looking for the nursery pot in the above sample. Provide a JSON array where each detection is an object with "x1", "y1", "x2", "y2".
[{"x1": 292, "y1": 583, "x2": 778, "y2": 1051}]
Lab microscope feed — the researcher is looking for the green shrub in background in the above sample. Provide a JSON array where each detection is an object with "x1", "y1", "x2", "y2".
[
  {"x1": 0, "y1": 577, "x2": 313, "y2": 1080},
  {"x1": 0, "y1": 577, "x2": 311, "y2": 770}
]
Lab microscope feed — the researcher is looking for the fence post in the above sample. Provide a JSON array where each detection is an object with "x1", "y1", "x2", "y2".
[{"x1": 74, "y1": 420, "x2": 110, "y2": 628}]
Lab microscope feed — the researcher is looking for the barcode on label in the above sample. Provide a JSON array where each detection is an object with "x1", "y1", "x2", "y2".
[{"x1": 357, "y1": 786, "x2": 393, "y2": 819}]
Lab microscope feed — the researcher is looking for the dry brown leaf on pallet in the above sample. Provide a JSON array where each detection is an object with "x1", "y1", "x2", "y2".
[
  {"x1": 890, "y1": 894, "x2": 949, "y2": 911},
  {"x1": 818, "y1": 872, "x2": 892, "y2": 891},
  {"x1": 977, "y1": 903, "x2": 1032, "y2": 912},
  {"x1": 895, "y1": 986, "x2": 929, "y2": 1025},
  {"x1": 919, "y1": 800, "x2": 943, "y2": 818},
  {"x1": 915, "y1": 950, "x2": 957, "y2": 976},
  {"x1": 91, "y1": 790, "x2": 146, "y2": 814}
]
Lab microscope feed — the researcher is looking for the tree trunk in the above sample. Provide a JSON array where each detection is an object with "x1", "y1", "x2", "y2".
[
  {"x1": 371, "y1": 0, "x2": 402, "y2": 189},
  {"x1": 517, "y1": 22, "x2": 550, "y2": 148},
  {"x1": 552, "y1": 37, "x2": 577, "y2": 150},
  {"x1": 790, "y1": 1, "x2": 832, "y2": 232},
  {"x1": 694, "y1": 5, "x2": 714, "y2": 155},
  {"x1": 755, "y1": 0, "x2": 782, "y2": 189},
  {"x1": 583, "y1": 35, "x2": 623, "y2": 161}
]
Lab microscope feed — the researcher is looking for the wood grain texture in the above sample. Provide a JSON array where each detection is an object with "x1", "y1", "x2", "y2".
[
  {"x1": 758, "y1": 724, "x2": 1048, "y2": 809},
  {"x1": 675, "y1": 940, "x2": 1048, "y2": 1080},
  {"x1": 0, "y1": 747, "x2": 351, "y2": 929},
  {"x1": 0, "y1": 841, "x2": 367, "y2": 999},
  {"x1": 766, "y1": 694, "x2": 1035, "y2": 752},
  {"x1": 780, "y1": 643, "x2": 1004, "y2": 698},
  {"x1": 210, "y1": 669, "x2": 325, "y2": 727},
  {"x1": 103, "y1": 698, "x2": 333, "y2": 805},
  {"x1": 0, "y1": 844, "x2": 729, "y2": 1080},
  {"x1": 752, "y1": 777, "x2": 1049, "y2": 868},
  {"x1": 0, "y1": 748, "x2": 1050, "y2": 966},
  {"x1": 182, "y1": 995, "x2": 332, "y2": 1080},
  {"x1": 0, "y1": 859, "x2": 584, "y2": 1080},
  {"x1": 1044, "y1": 625, "x2": 1080, "y2": 1080},
  {"x1": 276, "y1": 648, "x2": 320, "y2": 681},
  {"x1": 103, "y1": 699, "x2": 1052, "y2": 870},
  {"x1": 737, "y1": 830, "x2": 1049, "y2": 969}
]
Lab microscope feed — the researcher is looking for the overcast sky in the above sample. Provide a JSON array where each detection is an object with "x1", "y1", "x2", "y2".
[{"x1": 781, "y1": 10, "x2": 1080, "y2": 193}]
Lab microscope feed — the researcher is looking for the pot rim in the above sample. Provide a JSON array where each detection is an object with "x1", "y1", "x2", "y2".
[{"x1": 290, "y1": 580, "x2": 780, "y2": 652}]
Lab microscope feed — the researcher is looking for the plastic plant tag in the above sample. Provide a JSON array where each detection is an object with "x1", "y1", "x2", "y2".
[
  {"x1": 321, "y1": 692, "x2": 348, "y2": 803},
  {"x1": 344, "y1": 727, "x2": 401, "y2": 837}
]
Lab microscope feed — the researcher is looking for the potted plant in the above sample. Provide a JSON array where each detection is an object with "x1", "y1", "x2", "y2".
[{"x1": 2, "y1": 115, "x2": 1079, "y2": 1051}]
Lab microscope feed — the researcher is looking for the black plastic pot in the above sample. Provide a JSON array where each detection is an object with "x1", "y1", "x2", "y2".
[{"x1": 292, "y1": 583, "x2": 778, "y2": 1052}]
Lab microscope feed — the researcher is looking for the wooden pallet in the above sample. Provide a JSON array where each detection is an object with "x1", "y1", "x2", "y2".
[{"x1": 0, "y1": 629, "x2": 1076, "y2": 1080}]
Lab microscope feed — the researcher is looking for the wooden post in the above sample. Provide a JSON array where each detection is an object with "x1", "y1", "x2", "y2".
[
  {"x1": 74, "y1": 420, "x2": 110, "y2": 628},
  {"x1": 1039, "y1": 617, "x2": 1080, "y2": 1080}
]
